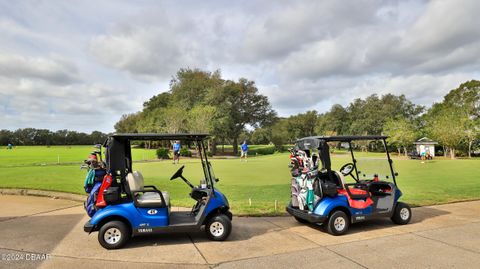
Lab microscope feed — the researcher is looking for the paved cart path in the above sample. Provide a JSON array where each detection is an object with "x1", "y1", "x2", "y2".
[{"x1": 0, "y1": 195, "x2": 479, "y2": 269}]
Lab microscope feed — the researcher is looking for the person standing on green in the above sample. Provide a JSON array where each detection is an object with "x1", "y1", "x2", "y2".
[
  {"x1": 173, "y1": 141, "x2": 181, "y2": 164},
  {"x1": 240, "y1": 141, "x2": 248, "y2": 162}
]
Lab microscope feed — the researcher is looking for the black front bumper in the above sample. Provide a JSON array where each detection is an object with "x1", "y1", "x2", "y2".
[
  {"x1": 84, "y1": 220, "x2": 95, "y2": 233},
  {"x1": 286, "y1": 204, "x2": 327, "y2": 223}
]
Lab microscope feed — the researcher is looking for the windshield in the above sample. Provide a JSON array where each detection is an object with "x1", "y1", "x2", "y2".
[
  {"x1": 200, "y1": 160, "x2": 215, "y2": 187},
  {"x1": 207, "y1": 161, "x2": 217, "y2": 185},
  {"x1": 332, "y1": 139, "x2": 396, "y2": 183},
  {"x1": 355, "y1": 157, "x2": 394, "y2": 181}
]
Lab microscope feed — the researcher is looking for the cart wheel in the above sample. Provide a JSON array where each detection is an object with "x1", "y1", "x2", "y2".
[
  {"x1": 98, "y1": 220, "x2": 130, "y2": 249},
  {"x1": 205, "y1": 214, "x2": 232, "y2": 241},
  {"x1": 391, "y1": 202, "x2": 411, "y2": 225},
  {"x1": 327, "y1": 210, "x2": 349, "y2": 235},
  {"x1": 294, "y1": 216, "x2": 309, "y2": 224}
]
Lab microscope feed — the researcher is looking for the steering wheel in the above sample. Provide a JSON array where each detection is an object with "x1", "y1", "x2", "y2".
[
  {"x1": 170, "y1": 165, "x2": 185, "y2": 180},
  {"x1": 339, "y1": 163, "x2": 355, "y2": 177}
]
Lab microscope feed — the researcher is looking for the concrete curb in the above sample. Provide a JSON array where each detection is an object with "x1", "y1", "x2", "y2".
[{"x1": 0, "y1": 188, "x2": 85, "y2": 202}]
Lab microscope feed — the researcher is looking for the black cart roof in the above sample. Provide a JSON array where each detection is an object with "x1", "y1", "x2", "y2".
[
  {"x1": 110, "y1": 133, "x2": 209, "y2": 141},
  {"x1": 297, "y1": 135, "x2": 387, "y2": 143},
  {"x1": 104, "y1": 133, "x2": 210, "y2": 183},
  {"x1": 296, "y1": 135, "x2": 388, "y2": 151}
]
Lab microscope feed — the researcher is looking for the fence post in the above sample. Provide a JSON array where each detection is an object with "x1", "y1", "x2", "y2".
[
  {"x1": 249, "y1": 198, "x2": 252, "y2": 206},
  {"x1": 274, "y1": 200, "x2": 278, "y2": 212}
]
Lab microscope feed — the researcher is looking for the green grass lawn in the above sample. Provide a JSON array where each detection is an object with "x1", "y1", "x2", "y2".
[
  {"x1": 0, "y1": 146, "x2": 479, "y2": 215},
  {"x1": 0, "y1": 146, "x2": 158, "y2": 166}
]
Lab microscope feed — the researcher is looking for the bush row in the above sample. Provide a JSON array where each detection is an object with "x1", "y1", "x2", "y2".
[
  {"x1": 238, "y1": 146, "x2": 281, "y2": 156},
  {"x1": 155, "y1": 147, "x2": 193, "y2": 159},
  {"x1": 156, "y1": 146, "x2": 281, "y2": 159}
]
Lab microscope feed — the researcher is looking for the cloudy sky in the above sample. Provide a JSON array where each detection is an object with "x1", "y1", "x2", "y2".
[{"x1": 1, "y1": 0, "x2": 479, "y2": 133}]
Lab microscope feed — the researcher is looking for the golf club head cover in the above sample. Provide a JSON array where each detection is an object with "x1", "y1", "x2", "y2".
[{"x1": 96, "y1": 173, "x2": 113, "y2": 208}]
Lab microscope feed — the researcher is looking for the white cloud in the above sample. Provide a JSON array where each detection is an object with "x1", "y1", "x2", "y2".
[
  {"x1": 0, "y1": 53, "x2": 81, "y2": 85},
  {"x1": 1, "y1": 0, "x2": 479, "y2": 132}
]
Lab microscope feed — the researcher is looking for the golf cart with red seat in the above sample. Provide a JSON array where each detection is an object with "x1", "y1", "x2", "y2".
[
  {"x1": 83, "y1": 133, "x2": 232, "y2": 249},
  {"x1": 286, "y1": 135, "x2": 411, "y2": 235}
]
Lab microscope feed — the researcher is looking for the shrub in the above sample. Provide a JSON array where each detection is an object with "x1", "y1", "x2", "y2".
[
  {"x1": 180, "y1": 147, "x2": 192, "y2": 157},
  {"x1": 156, "y1": 148, "x2": 170, "y2": 159},
  {"x1": 255, "y1": 147, "x2": 275, "y2": 155},
  {"x1": 238, "y1": 146, "x2": 277, "y2": 156}
]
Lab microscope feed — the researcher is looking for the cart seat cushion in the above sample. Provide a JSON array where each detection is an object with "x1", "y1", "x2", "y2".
[
  {"x1": 337, "y1": 189, "x2": 373, "y2": 209},
  {"x1": 137, "y1": 191, "x2": 170, "y2": 207}
]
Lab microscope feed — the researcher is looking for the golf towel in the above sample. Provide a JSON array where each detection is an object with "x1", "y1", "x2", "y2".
[{"x1": 84, "y1": 169, "x2": 95, "y2": 193}]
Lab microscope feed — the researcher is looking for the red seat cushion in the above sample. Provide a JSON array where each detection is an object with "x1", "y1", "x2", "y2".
[{"x1": 337, "y1": 189, "x2": 373, "y2": 209}]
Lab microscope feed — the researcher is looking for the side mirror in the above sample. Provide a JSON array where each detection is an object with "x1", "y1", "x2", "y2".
[
  {"x1": 215, "y1": 178, "x2": 220, "y2": 182},
  {"x1": 394, "y1": 172, "x2": 399, "y2": 176}
]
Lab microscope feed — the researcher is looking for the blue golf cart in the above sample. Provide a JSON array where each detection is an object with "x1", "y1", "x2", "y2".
[
  {"x1": 286, "y1": 135, "x2": 411, "y2": 235},
  {"x1": 83, "y1": 133, "x2": 232, "y2": 249}
]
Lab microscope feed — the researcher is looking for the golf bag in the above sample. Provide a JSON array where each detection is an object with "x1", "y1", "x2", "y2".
[
  {"x1": 96, "y1": 174, "x2": 113, "y2": 208},
  {"x1": 85, "y1": 182, "x2": 102, "y2": 217},
  {"x1": 82, "y1": 148, "x2": 109, "y2": 216},
  {"x1": 289, "y1": 148, "x2": 321, "y2": 211},
  {"x1": 291, "y1": 177, "x2": 300, "y2": 207}
]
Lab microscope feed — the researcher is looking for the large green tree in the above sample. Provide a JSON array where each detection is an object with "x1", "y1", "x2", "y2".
[
  {"x1": 426, "y1": 104, "x2": 466, "y2": 159},
  {"x1": 383, "y1": 117, "x2": 417, "y2": 156},
  {"x1": 116, "y1": 68, "x2": 275, "y2": 155},
  {"x1": 207, "y1": 78, "x2": 276, "y2": 154},
  {"x1": 347, "y1": 94, "x2": 424, "y2": 135},
  {"x1": 170, "y1": 68, "x2": 223, "y2": 109},
  {"x1": 443, "y1": 80, "x2": 480, "y2": 157},
  {"x1": 114, "y1": 113, "x2": 142, "y2": 133},
  {"x1": 187, "y1": 105, "x2": 217, "y2": 133},
  {"x1": 316, "y1": 104, "x2": 349, "y2": 135}
]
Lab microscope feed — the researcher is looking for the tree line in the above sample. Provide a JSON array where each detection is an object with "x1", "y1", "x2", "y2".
[
  {"x1": 0, "y1": 129, "x2": 108, "y2": 146},
  {"x1": 115, "y1": 68, "x2": 479, "y2": 159},
  {"x1": 248, "y1": 81, "x2": 479, "y2": 159}
]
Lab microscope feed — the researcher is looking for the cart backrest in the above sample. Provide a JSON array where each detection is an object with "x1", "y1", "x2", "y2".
[
  {"x1": 334, "y1": 171, "x2": 346, "y2": 188},
  {"x1": 127, "y1": 171, "x2": 144, "y2": 192}
]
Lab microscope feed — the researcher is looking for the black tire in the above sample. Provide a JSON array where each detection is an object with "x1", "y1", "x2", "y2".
[
  {"x1": 327, "y1": 210, "x2": 350, "y2": 235},
  {"x1": 205, "y1": 214, "x2": 232, "y2": 241},
  {"x1": 98, "y1": 220, "x2": 131, "y2": 249},
  {"x1": 391, "y1": 202, "x2": 412, "y2": 225},
  {"x1": 294, "y1": 216, "x2": 309, "y2": 224}
]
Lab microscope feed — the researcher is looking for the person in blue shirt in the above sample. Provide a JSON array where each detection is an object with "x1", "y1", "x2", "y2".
[
  {"x1": 240, "y1": 141, "x2": 248, "y2": 162},
  {"x1": 173, "y1": 141, "x2": 181, "y2": 164}
]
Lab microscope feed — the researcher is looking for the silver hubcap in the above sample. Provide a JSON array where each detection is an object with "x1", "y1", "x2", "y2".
[
  {"x1": 400, "y1": 208, "x2": 410, "y2": 220},
  {"x1": 209, "y1": 221, "x2": 224, "y2": 237},
  {"x1": 334, "y1": 217, "x2": 346, "y2": 231},
  {"x1": 104, "y1": 228, "x2": 122, "y2": 245}
]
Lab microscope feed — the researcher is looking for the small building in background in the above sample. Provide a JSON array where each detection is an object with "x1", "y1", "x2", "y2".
[{"x1": 413, "y1": 137, "x2": 438, "y2": 157}]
